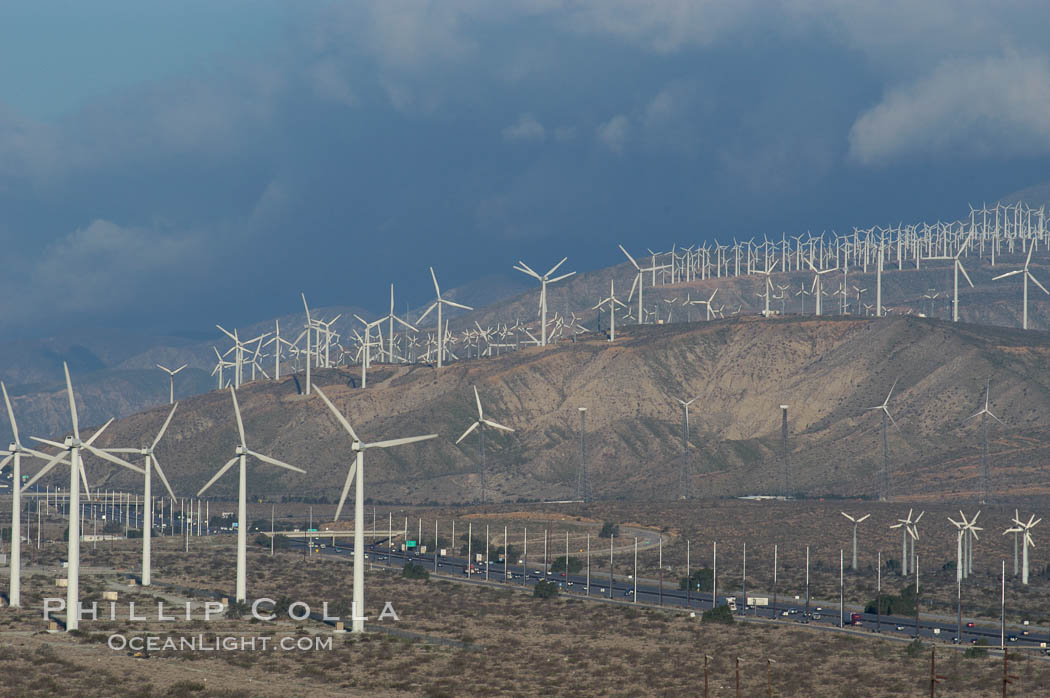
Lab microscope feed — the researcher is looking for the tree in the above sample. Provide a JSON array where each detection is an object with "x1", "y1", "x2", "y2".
[
  {"x1": 533, "y1": 580, "x2": 560, "y2": 599},
  {"x1": 865, "y1": 584, "x2": 917, "y2": 616},
  {"x1": 550, "y1": 556, "x2": 583, "y2": 574},
  {"x1": 403, "y1": 562, "x2": 430, "y2": 580},
  {"x1": 679, "y1": 568, "x2": 714, "y2": 592},
  {"x1": 598, "y1": 522, "x2": 620, "y2": 538},
  {"x1": 702, "y1": 604, "x2": 735, "y2": 624}
]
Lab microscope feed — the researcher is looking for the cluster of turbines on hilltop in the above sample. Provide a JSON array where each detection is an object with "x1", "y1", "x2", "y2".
[
  {"x1": 192, "y1": 201, "x2": 1050, "y2": 397},
  {"x1": 0, "y1": 362, "x2": 516, "y2": 634}
]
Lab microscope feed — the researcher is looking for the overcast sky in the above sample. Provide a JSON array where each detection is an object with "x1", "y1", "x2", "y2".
[{"x1": 3, "y1": 1, "x2": 1049, "y2": 339}]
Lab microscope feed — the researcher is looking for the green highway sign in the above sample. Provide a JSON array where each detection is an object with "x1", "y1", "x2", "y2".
[{"x1": 406, "y1": 540, "x2": 417, "y2": 547}]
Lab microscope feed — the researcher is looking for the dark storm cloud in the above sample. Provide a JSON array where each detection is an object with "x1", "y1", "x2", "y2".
[{"x1": 2, "y1": 1, "x2": 1050, "y2": 338}]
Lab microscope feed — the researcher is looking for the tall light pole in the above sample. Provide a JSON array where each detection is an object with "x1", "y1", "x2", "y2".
[
  {"x1": 576, "y1": 408, "x2": 589, "y2": 502},
  {"x1": 780, "y1": 405, "x2": 789, "y2": 497}
]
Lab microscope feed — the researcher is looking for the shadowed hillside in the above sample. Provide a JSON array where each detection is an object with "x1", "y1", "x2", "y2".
[{"x1": 21, "y1": 314, "x2": 1050, "y2": 504}]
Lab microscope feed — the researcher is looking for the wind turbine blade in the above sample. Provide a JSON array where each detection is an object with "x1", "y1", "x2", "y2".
[
  {"x1": 83, "y1": 444, "x2": 145, "y2": 474},
  {"x1": 549, "y1": 271, "x2": 575, "y2": 284},
  {"x1": 230, "y1": 387, "x2": 247, "y2": 449},
  {"x1": 84, "y1": 418, "x2": 114, "y2": 447},
  {"x1": 1026, "y1": 244, "x2": 1034, "y2": 269},
  {"x1": 301, "y1": 292, "x2": 311, "y2": 322},
  {"x1": 333, "y1": 460, "x2": 357, "y2": 522},
  {"x1": 841, "y1": 512, "x2": 854, "y2": 522},
  {"x1": 216, "y1": 324, "x2": 239, "y2": 342},
  {"x1": 173, "y1": 364, "x2": 187, "y2": 374},
  {"x1": 22, "y1": 451, "x2": 70, "y2": 490},
  {"x1": 151, "y1": 453, "x2": 177, "y2": 501},
  {"x1": 1029, "y1": 271, "x2": 1050, "y2": 296},
  {"x1": 474, "y1": 385, "x2": 484, "y2": 419},
  {"x1": 198, "y1": 457, "x2": 238, "y2": 496},
  {"x1": 513, "y1": 263, "x2": 541, "y2": 280},
  {"x1": 64, "y1": 363, "x2": 79, "y2": 440},
  {"x1": 546, "y1": 257, "x2": 568, "y2": 277},
  {"x1": 885, "y1": 377, "x2": 899, "y2": 405},
  {"x1": 857, "y1": 514, "x2": 871, "y2": 523},
  {"x1": 1, "y1": 382, "x2": 18, "y2": 446},
  {"x1": 619, "y1": 244, "x2": 640, "y2": 269},
  {"x1": 151, "y1": 403, "x2": 179, "y2": 450},
  {"x1": 482, "y1": 418, "x2": 514, "y2": 432},
  {"x1": 957, "y1": 261, "x2": 974, "y2": 288},
  {"x1": 367, "y1": 434, "x2": 438, "y2": 449},
  {"x1": 80, "y1": 460, "x2": 92, "y2": 501},
  {"x1": 992, "y1": 269, "x2": 1024, "y2": 280},
  {"x1": 313, "y1": 386, "x2": 360, "y2": 442},
  {"x1": 247, "y1": 450, "x2": 306, "y2": 474},
  {"x1": 157, "y1": 364, "x2": 171, "y2": 373},
  {"x1": 0, "y1": 453, "x2": 10, "y2": 473},
  {"x1": 31, "y1": 436, "x2": 67, "y2": 449},
  {"x1": 443, "y1": 299, "x2": 473, "y2": 311},
  {"x1": 456, "y1": 421, "x2": 480, "y2": 444},
  {"x1": 430, "y1": 267, "x2": 441, "y2": 297}
]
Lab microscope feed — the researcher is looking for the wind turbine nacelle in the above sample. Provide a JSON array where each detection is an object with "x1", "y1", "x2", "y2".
[
  {"x1": 351, "y1": 441, "x2": 363, "y2": 452},
  {"x1": 235, "y1": 445, "x2": 247, "y2": 456},
  {"x1": 64, "y1": 436, "x2": 75, "y2": 448},
  {"x1": 8, "y1": 443, "x2": 15, "y2": 452},
  {"x1": 140, "y1": 448, "x2": 151, "y2": 456}
]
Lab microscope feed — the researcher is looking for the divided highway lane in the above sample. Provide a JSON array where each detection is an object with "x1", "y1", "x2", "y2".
[{"x1": 290, "y1": 538, "x2": 1049, "y2": 650}]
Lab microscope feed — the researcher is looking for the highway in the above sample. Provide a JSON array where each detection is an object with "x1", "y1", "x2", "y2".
[{"x1": 287, "y1": 535, "x2": 1050, "y2": 650}]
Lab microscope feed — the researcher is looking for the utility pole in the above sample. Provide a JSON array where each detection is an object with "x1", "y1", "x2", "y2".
[
  {"x1": 576, "y1": 408, "x2": 588, "y2": 502},
  {"x1": 780, "y1": 405, "x2": 790, "y2": 497}
]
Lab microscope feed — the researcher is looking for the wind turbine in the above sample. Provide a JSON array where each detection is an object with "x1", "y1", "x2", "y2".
[
  {"x1": 592, "y1": 280, "x2": 627, "y2": 341},
  {"x1": 27, "y1": 363, "x2": 143, "y2": 631},
  {"x1": 1005, "y1": 513, "x2": 1040, "y2": 585},
  {"x1": 949, "y1": 510, "x2": 981, "y2": 581},
  {"x1": 620, "y1": 245, "x2": 668, "y2": 325},
  {"x1": 456, "y1": 386, "x2": 514, "y2": 503},
  {"x1": 965, "y1": 381, "x2": 1004, "y2": 505},
  {"x1": 156, "y1": 364, "x2": 187, "y2": 404},
  {"x1": 101, "y1": 404, "x2": 179, "y2": 586},
  {"x1": 513, "y1": 258, "x2": 575, "y2": 346},
  {"x1": 0, "y1": 382, "x2": 74, "y2": 607},
  {"x1": 674, "y1": 395, "x2": 699, "y2": 499},
  {"x1": 993, "y1": 245, "x2": 1048, "y2": 330},
  {"x1": 380, "y1": 283, "x2": 417, "y2": 362},
  {"x1": 890, "y1": 508, "x2": 919, "y2": 576},
  {"x1": 868, "y1": 378, "x2": 899, "y2": 501},
  {"x1": 756, "y1": 258, "x2": 779, "y2": 316},
  {"x1": 419, "y1": 267, "x2": 472, "y2": 368},
  {"x1": 806, "y1": 259, "x2": 838, "y2": 316},
  {"x1": 690, "y1": 288, "x2": 719, "y2": 321},
  {"x1": 840, "y1": 512, "x2": 870, "y2": 571},
  {"x1": 312, "y1": 385, "x2": 436, "y2": 632},
  {"x1": 197, "y1": 387, "x2": 305, "y2": 603}
]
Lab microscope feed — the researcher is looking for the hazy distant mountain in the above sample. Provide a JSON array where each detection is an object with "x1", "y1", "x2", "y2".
[{"x1": 27, "y1": 314, "x2": 1050, "y2": 505}]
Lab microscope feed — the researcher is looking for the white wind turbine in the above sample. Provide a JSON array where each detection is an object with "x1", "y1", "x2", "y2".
[
  {"x1": 840, "y1": 512, "x2": 870, "y2": 571},
  {"x1": 620, "y1": 244, "x2": 668, "y2": 325},
  {"x1": 690, "y1": 288, "x2": 719, "y2": 321},
  {"x1": 197, "y1": 387, "x2": 305, "y2": 602},
  {"x1": 1005, "y1": 513, "x2": 1040, "y2": 585},
  {"x1": 101, "y1": 404, "x2": 179, "y2": 586},
  {"x1": 756, "y1": 258, "x2": 779, "y2": 316},
  {"x1": 890, "y1": 508, "x2": 920, "y2": 577},
  {"x1": 948, "y1": 510, "x2": 981, "y2": 582},
  {"x1": 312, "y1": 385, "x2": 436, "y2": 633},
  {"x1": 592, "y1": 279, "x2": 627, "y2": 341},
  {"x1": 868, "y1": 378, "x2": 899, "y2": 501},
  {"x1": 0, "y1": 382, "x2": 75, "y2": 607},
  {"x1": 456, "y1": 385, "x2": 514, "y2": 503},
  {"x1": 380, "y1": 283, "x2": 417, "y2": 362},
  {"x1": 807, "y1": 259, "x2": 838, "y2": 316},
  {"x1": 993, "y1": 245, "x2": 1048, "y2": 330},
  {"x1": 26, "y1": 363, "x2": 143, "y2": 631},
  {"x1": 675, "y1": 395, "x2": 699, "y2": 499},
  {"x1": 156, "y1": 364, "x2": 187, "y2": 404},
  {"x1": 965, "y1": 381, "x2": 1004, "y2": 505},
  {"x1": 513, "y1": 258, "x2": 575, "y2": 346},
  {"x1": 419, "y1": 267, "x2": 473, "y2": 368}
]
